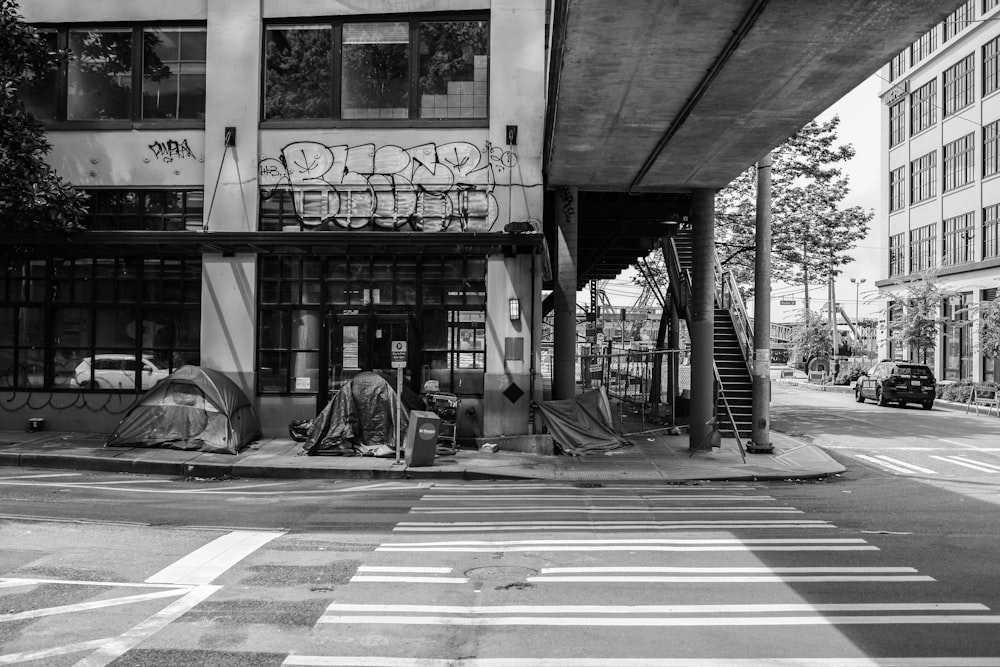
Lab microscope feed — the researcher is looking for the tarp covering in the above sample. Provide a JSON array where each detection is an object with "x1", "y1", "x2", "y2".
[
  {"x1": 301, "y1": 371, "x2": 410, "y2": 457},
  {"x1": 105, "y1": 365, "x2": 261, "y2": 454},
  {"x1": 535, "y1": 387, "x2": 633, "y2": 456}
]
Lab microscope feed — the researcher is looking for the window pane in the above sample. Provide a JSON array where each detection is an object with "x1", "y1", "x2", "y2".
[
  {"x1": 142, "y1": 27, "x2": 207, "y2": 119},
  {"x1": 419, "y1": 20, "x2": 488, "y2": 119},
  {"x1": 264, "y1": 26, "x2": 332, "y2": 119},
  {"x1": 67, "y1": 29, "x2": 133, "y2": 120},
  {"x1": 20, "y1": 30, "x2": 59, "y2": 121},
  {"x1": 341, "y1": 22, "x2": 409, "y2": 119}
]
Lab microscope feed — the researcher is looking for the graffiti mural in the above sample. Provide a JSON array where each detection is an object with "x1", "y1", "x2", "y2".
[
  {"x1": 258, "y1": 141, "x2": 505, "y2": 232},
  {"x1": 148, "y1": 139, "x2": 197, "y2": 163}
]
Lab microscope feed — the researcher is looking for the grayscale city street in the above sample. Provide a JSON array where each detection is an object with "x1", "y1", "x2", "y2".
[{"x1": 3, "y1": 384, "x2": 1000, "y2": 665}]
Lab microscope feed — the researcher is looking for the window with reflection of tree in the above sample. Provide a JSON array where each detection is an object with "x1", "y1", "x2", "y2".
[{"x1": 263, "y1": 15, "x2": 488, "y2": 121}]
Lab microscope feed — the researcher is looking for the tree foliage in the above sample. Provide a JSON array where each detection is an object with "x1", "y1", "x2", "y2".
[
  {"x1": 789, "y1": 310, "x2": 833, "y2": 367},
  {"x1": 979, "y1": 298, "x2": 1000, "y2": 361},
  {"x1": 0, "y1": 0, "x2": 87, "y2": 232},
  {"x1": 884, "y1": 270, "x2": 958, "y2": 364},
  {"x1": 714, "y1": 117, "x2": 873, "y2": 292}
]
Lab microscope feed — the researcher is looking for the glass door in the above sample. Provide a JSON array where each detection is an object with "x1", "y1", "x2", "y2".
[{"x1": 323, "y1": 309, "x2": 410, "y2": 409}]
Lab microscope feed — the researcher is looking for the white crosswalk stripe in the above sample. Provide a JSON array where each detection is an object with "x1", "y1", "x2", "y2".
[{"x1": 855, "y1": 452, "x2": 1000, "y2": 475}]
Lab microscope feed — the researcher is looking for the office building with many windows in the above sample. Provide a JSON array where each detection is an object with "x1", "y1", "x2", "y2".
[
  {"x1": 877, "y1": 0, "x2": 1000, "y2": 382},
  {"x1": 3, "y1": 0, "x2": 547, "y2": 445}
]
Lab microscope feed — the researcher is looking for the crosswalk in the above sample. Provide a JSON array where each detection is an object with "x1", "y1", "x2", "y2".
[
  {"x1": 853, "y1": 452, "x2": 1000, "y2": 475},
  {"x1": 282, "y1": 483, "x2": 1000, "y2": 665}
]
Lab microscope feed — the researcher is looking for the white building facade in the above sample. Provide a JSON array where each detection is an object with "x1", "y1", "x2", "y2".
[{"x1": 877, "y1": 0, "x2": 1000, "y2": 383}]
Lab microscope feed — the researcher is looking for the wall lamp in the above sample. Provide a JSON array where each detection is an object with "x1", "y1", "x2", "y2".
[{"x1": 509, "y1": 297, "x2": 521, "y2": 322}]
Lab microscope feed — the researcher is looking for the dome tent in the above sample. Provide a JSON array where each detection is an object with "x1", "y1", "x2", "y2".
[{"x1": 106, "y1": 366, "x2": 261, "y2": 454}]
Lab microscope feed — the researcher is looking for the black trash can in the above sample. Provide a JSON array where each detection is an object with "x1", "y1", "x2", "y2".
[{"x1": 405, "y1": 410, "x2": 440, "y2": 466}]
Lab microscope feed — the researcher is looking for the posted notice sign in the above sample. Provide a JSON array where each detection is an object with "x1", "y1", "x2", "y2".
[{"x1": 391, "y1": 340, "x2": 407, "y2": 368}]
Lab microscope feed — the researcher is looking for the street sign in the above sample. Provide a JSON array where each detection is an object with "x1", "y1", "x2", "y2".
[
  {"x1": 391, "y1": 340, "x2": 407, "y2": 368},
  {"x1": 780, "y1": 300, "x2": 796, "y2": 305}
]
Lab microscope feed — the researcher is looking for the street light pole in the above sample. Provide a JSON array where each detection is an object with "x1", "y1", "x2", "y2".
[{"x1": 851, "y1": 277, "x2": 867, "y2": 357}]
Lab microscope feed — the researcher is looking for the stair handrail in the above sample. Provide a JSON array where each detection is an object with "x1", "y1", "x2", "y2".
[
  {"x1": 663, "y1": 237, "x2": 691, "y2": 321},
  {"x1": 713, "y1": 253, "x2": 754, "y2": 372},
  {"x1": 713, "y1": 362, "x2": 747, "y2": 462}
]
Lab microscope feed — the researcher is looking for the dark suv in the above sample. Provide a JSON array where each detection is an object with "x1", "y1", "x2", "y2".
[{"x1": 855, "y1": 360, "x2": 936, "y2": 410}]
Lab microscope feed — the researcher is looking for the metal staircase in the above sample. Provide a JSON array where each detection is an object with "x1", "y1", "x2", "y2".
[{"x1": 663, "y1": 227, "x2": 753, "y2": 440}]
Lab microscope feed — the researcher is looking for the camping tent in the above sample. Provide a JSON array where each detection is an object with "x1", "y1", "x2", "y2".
[
  {"x1": 106, "y1": 365, "x2": 261, "y2": 454},
  {"x1": 535, "y1": 387, "x2": 632, "y2": 455}
]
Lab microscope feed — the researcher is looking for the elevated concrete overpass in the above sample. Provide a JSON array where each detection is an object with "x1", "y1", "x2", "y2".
[{"x1": 542, "y1": 0, "x2": 964, "y2": 447}]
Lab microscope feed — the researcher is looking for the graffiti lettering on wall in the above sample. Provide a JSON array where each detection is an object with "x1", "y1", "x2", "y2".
[
  {"x1": 259, "y1": 141, "x2": 514, "y2": 232},
  {"x1": 148, "y1": 139, "x2": 196, "y2": 163}
]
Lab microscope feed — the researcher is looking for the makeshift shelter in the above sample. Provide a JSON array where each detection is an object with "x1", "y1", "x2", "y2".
[
  {"x1": 106, "y1": 366, "x2": 261, "y2": 454},
  {"x1": 301, "y1": 371, "x2": 411, "y2": 457},
  {"x1": 535, "y1": 387, "x2": 633, "y2": 456}
]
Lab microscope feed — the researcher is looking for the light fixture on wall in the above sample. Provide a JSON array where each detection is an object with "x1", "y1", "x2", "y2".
[{"x1": 509, "y1": 297, "x2": 521, "y2": 322}]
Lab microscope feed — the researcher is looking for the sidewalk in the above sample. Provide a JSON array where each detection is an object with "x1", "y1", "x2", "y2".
[{"x1": 0, "y1": 421, "x2": 844, "y2": 483}]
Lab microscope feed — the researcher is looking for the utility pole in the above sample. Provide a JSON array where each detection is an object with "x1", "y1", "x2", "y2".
[
  {"x1": 749, "y1": 152, "x2": 773, "y2": 453},
  {"x1": 803, "y1": 240, "x2": 810, "y2": 315},
  {"x1": 828, "y1": 261, "x2": 837, "y2": 379}
]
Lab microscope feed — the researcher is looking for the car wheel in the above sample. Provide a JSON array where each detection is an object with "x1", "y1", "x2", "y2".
[
  {"x1": 876, "y1": 388, "x2": 888, "y2": 407},
  {"x1": 855, "y1": 386, "x2": 865, "y2": 403},
  {"x1": 899, "y1": 400, "x2": 907, "y2": 408},
  {"x1": 922, "y1": 400, "x2": 934, "y2": 410}
]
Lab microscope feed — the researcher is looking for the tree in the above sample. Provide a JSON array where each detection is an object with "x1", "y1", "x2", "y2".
[
  {"x1": 884, "y1": 270, "x2": 959, "y2": 364},
  {"x1": 978, "y1": 298, "x2": 1000, "y2": 363},
  {"x1": 789, "y1": 310, "x2": 833, "y2": 370},
  {"x1": 0, "y1": 0, "x2": 88, "y2": 232},
  {"x1": 714, "y1": 117, "x2": 873, "y2": 295}
]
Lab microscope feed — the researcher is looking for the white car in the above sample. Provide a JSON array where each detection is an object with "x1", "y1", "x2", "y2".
[{"x1": 74, "y1": 355, "x2": 170, "y2": 390}]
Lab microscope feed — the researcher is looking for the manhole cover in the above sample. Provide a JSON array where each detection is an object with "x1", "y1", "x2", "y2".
[{"x1": 464, "y1": 566, "x2": 538, "y2": 582}]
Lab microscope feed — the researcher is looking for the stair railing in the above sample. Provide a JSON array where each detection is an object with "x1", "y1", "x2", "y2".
[
  {"x1": 662, "y1": 237, "x2": 690, "y2": 318},
  {"x1": 713, "y1": 253, "x2": 754, "y2": 375},
  {"x1": 713, "y1": 362, "x2": 747, "y2": 462}
]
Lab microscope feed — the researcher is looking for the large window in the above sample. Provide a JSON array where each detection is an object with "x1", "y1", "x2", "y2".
[
  {"x1": 22, "y1": 25, "x2": 206, "y2": 123},
  {"x1": 943, "y1": 133, "x2": 975, "y2": 192},
  {"x1": 911, "y1": 29, "x2": 938, "y2": 66},
  {"x1": 889, "y1": 232, "x2": 906, "y2": 277},
  {"x1": 986, "y1": 120, "x2": 1000, "y2": 177},
  {"x1": 0, "y1": 255, "x2": 201, "y2": 390},
  {"x1": 943, "y1": 54, "x2": 975, "y2": 117},
  {"x1": 910, "y1": 151, "x2": 937, "y2": 204},
  {"x1": 81, "y1": 189, "x2": 204, "y2": 231},
  {"x1": 944, "y1": 1, "x2": 975, "y2": 42},
  {"x1": 889, "y1": 166, "x2": 906, "y2": 212},
  {"x1": 985, "y1": 35, "x2": 1000, "y2": 96},
  {"x1": 942, "y1": 212, "x2": 975, "y2": 265},
  {"x1": 985, "y1": 204, "x2": 1000, "y2": 259},
  {"x1": 263, "y1": 15, "x2": 488, "y2": 122},
  {"x1": 910, "y1": 80, "x2": 936, "y2": 135},
  {"x1": 909, "y1": 223, "x2": 937, "y2": 273},
  {"x1": 889, "y1": 100, "x2": 906, "y2": 147},
  {"x1": 889, "y1": 51, "x2": 906, "y2": 81}
]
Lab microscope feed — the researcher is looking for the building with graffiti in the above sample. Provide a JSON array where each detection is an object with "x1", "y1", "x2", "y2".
[{"x1": 3, "y1": 0, "x2": 547, "y2": 446}]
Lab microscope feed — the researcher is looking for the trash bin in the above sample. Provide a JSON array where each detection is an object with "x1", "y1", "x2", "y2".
[{"x1": 405, "y1": 410, "x2": 440, "y2": 466}]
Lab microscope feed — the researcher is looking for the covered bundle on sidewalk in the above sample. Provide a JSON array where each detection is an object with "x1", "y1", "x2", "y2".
[
  {"x1": 105, "y1": 366, "x2": 261, "y2": 454},
  {"x1": 535, "y1": 387, "x2": 633, "y2": 456},
  {"x1": 300, "y1": 371, "x2": 411, "y2": 457}
]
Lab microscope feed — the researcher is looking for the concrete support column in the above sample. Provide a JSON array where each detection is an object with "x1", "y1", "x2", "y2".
[
  {"x1": 553, "y1": 185, "x2": 578, "y2": 400},
  {"x1": 689, "y1": 189, "x2": 716, "y2": 449},
  {"x1": 750, "y1": 153, "x2": 774, "y2": 453}
]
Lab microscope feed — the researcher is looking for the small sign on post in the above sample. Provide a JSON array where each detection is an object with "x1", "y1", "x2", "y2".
[
  {"x1": 391, "y1": 340, "x2": 407, "y2": 368},
  {"x1": 391, "y1": 340, "x2": 407, "y2": 466}
]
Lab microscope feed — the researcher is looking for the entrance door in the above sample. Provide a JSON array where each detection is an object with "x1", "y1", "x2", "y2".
[{"x1": 322, "y1": 310, "x2": 409, "y2": 409}]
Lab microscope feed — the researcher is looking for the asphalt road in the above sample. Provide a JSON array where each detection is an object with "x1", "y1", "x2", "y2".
[{"x1": 2, "y1": 387, "x2": 1000, "y2": 665}]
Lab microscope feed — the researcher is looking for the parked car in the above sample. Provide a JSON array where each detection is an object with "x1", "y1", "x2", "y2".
[
  {"x1": 854, "y1": 360, "x2": 936, "y2": 410},
  {"x1": 73, "y1": 354, "x2": 170, "y2": 390}
]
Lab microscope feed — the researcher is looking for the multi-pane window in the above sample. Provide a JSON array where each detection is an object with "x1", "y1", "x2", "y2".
[
  {"x1": 0, "y1": 255, "x2": 201, "y2": 390},
  {"x1": 987, "y1": 36, "x2": 1000, "y2": 96},
  {"x1": 988, "y1": 0, "x2": 1000, "y2": 13},
  {"x1": 889, "y1": 100, "x2": 906, "y2": 147},
  {"x1": 910, "y1": 151, "x2": 937, "y2": 203},
  {"x1": 986, "y1": 120, "x2": 1000, "y2": 177},
  {"x1": 263, "y1": 15, "x2": 489, "y2": 122},
  {"x1": 889, "y1": 232, "x2": 906, "y2": 277},
  {"x1": 889, "y1": 51, "x2": 907, "y2": 81},
  {"x1": 943, "y1": 54, "x2": 975, "y2": 116},
  {"x1": 944, "y1": 0, "x2": 975, "y2": 41},
  {"x1": 80, "y1": 189, "x2": 204, "y2": 231},
  {"x1": 911, "y1": 29, "x2": 938, "y2": 66},
  {"x1": 942, "y1": 212, "x2": 975, "y2": 265},
  {"x1": 943, "y1": 133, "x2": 975, "y2": 191},
  {"x1": 889, "y1": 166, "x2": 906, "y2": 212},
  {"x1": 909, "y1": 223, "x2": 937, "y2": 273},
  {"x1": 983, "y1": 204, "x2": 1000, "y2": 259},
  {"x1": 21, "y1": 25, "x2": 207, "y2": 122},
  {"x1": 910, "y1": 80, "x2": 936, "y2": 134}
]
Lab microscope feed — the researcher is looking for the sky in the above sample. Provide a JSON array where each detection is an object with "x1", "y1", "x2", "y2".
[{"x1": 598, "y1": 74, "x2": 885, "y2": 325}]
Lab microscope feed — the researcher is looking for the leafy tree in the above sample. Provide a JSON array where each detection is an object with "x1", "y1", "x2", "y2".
[
  {"x1": 714, "y1": 117, "x2": 873, "y2": 294},
  {"x1": 789, "y1": 310, "x2": 833, "y2": 370},
  {"x1": 0, "y1": 0, "x2": 88, "y2": 232},
  {"x1": 884, "y1": 270, "x2": 959, "y2": 364},
  {"x1": 979, "y1": 297, "x2": 1000, "y2": 362}
]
